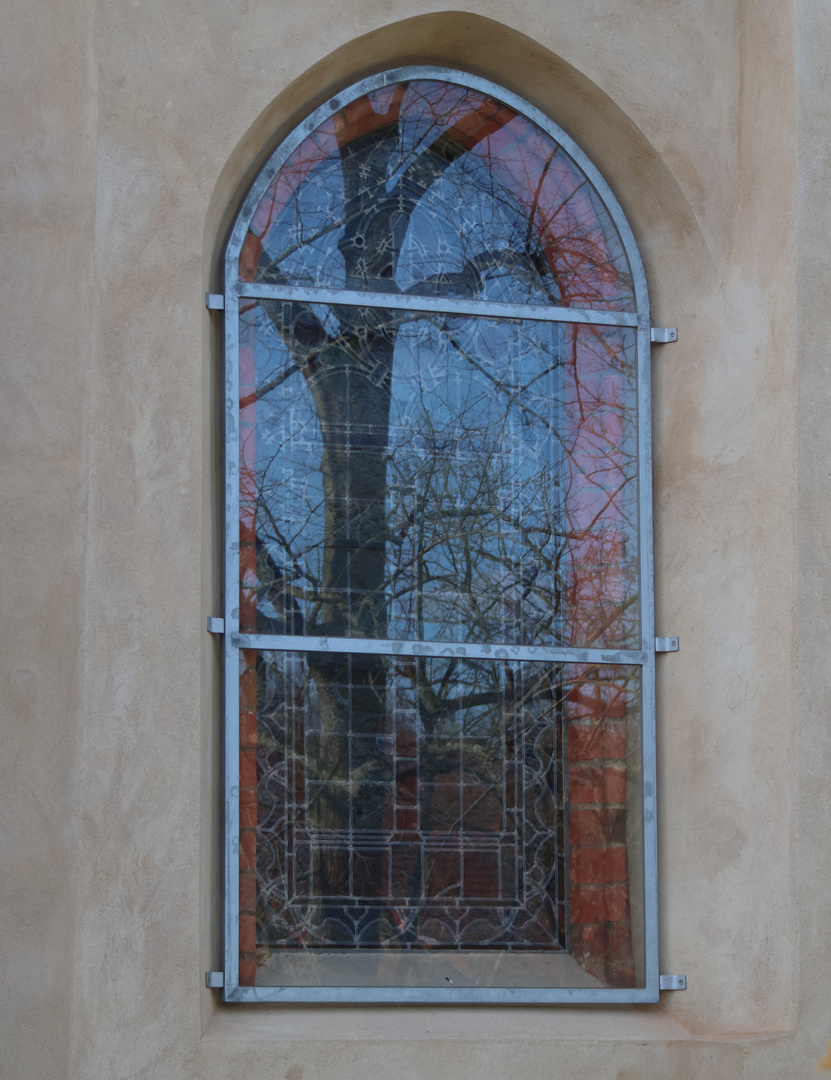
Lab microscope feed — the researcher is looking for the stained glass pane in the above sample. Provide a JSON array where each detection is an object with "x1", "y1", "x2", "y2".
[
  {"x1": 239, "y1": 79, "x2": 634, "y2": 311},
  {"x1": 239, "y1": 302, "x2": 639, "y2": 651},
  {"x1": 238, "y1": 655, "x2": 643, "y2": 989},
  {"x1": 231, "y1": 69, "x2": 653, "y2": 999}
]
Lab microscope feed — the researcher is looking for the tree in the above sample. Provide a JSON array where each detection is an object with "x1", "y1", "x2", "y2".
[{"x1": 236, "y1": 79, "x2": 637, "y2": 956}]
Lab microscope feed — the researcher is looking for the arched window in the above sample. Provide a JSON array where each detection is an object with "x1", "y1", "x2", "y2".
[{"x1": 219, "y1": 68, "x2": 658, "y2": 1002}]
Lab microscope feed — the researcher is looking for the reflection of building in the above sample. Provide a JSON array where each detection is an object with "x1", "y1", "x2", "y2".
[{"x1": 3, "y1": 5, "x2": 831, "y2": 1077}]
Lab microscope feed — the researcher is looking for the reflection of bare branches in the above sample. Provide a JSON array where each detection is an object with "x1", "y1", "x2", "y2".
[
  {"x1": 246, "y1": 80, "x2": 633, "y2": 307},
  {"x1": 243, "y1": 79, "x2": 641, "y2": 956},
  {"x1": 240, "y1": 362, "x2": 298, "y2": 410}
]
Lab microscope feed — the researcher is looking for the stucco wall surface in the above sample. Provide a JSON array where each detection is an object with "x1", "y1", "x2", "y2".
[
  {"x1": 1, "y1": 0, "x2": 829, "y2": 1077},
  {"x1": 0, "y1": 0, "x2": 95, "y2": 1077}
]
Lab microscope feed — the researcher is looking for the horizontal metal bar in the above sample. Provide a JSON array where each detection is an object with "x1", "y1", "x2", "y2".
[
  {"x1": 206, "y1": 617, "x2": 225, "y2": 635},
  {"x1": 231, "y1": 633, "x2": 646, "y2": 666},
  {"x1": 234, "y1": 282, "x2": 639, "y2": 328},
  {"x1": 224, "y1": 984, "x2": 659, "y2": 1004},
  {"x1": 655, "y1": 636, "x2": 679, "y2": 652},
  {"x1": 205, "y1": 292, "x2": 225, "y2": 310},
  {"x1": 650, "y1": 327, "x2": 677, "y2": 343},
  {"x1": 205, "y1": 971, "x2": 224, "y2": 989},
  {"x1": 659, "y1": 974, "x2": 687, "y2": 991}
]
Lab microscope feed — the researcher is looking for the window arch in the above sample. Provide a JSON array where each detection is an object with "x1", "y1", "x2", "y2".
[{"x1": 220, "y1": 68, "x2": 657, "y2": 1003}]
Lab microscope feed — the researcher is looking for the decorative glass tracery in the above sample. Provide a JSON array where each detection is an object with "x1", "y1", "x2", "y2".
[{"x1": 223, "y1": 70, "x2": 655, "y2": 1001}]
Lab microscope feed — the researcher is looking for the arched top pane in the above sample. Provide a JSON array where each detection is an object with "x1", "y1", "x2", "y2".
[{"x1": 238, "y1": 78, "x2": 636, "y2": 311}]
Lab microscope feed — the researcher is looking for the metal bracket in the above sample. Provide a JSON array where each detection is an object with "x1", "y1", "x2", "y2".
[
  {"x1": 650, "y1": 327, "x2": 678, "y2": 344},
  {"x1": 206, "y1": 617, "x2": 225, "y2": 634},
  {"x1": 206, "y1": 971, "x2": 224, "y2": 989},
  {"x1": 659, "y1": 974, "x2": 687, "y2": 991},
  {"x1": 205, "y1": 292, "x2": 225, "y2": 311},
  {"x1": 655, "y1": 636, "x2": 680, "y2": 652}
]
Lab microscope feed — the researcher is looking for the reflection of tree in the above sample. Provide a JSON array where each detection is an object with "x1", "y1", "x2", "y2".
[
  {"x1": 245, "y1": 310, "x2": 637, "y2": 651},
  {"x1": 239, "y1": 82, "x2": 636, "y2": 950},
  {"x1": 255, "y1": 649, "x2": 569, "y2": 949}
]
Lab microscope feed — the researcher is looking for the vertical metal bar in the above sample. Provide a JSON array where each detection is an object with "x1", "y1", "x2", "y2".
[
  {"x1": 637, "y1": 307, "x2": 660, "y2": 1001},
  {"x1": 223, "y1": 289, "x2": 241, "y2": 999},
  {"x1": 560, "y1": 662, "x2": 571, "y2": 952}
]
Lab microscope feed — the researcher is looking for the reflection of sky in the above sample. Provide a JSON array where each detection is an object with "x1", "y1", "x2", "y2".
[
  {"x1": 261, "y1": 143, "x2": 553, "y2": 299},
  {"x1": 249, "y1": 306, "x2": 325, "y2": 586},
  {"x1": 250, "y1": 80, "x2": 631, "y2": 308},
  {"x1": 245, "y1": 300, "x2": 640, "y2": 647}
]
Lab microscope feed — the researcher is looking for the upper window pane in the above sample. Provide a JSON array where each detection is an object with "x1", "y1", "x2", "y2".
[
  {"x1": 239, "y1": 302, "x2": 639, "y2": 650},
  {"x1": 239, "y1": 79, "x2": 635, "y2": 311}
]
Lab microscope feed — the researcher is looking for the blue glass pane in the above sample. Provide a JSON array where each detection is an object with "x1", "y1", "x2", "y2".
[
  {"x1": 240, "y1": 80, "x2": 634, "y2": 311},
  {"x1": 239, "y1": 303, "x2": 639, "y2": 650}
]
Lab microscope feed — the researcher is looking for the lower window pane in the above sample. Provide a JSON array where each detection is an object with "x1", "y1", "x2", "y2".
[{"x1": 238, "y1": 652, "x2": 643, "y2": 990}]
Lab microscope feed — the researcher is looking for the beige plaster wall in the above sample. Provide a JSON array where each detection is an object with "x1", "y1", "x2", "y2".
[
  {"x1": 1, "y1": 0, "x2": 828, "y2": 1076},
  {"x1": 0, "y1": 0, "x2": 95, "y2": 1077}
]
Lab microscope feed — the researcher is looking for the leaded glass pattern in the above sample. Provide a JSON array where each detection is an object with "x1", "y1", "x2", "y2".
[
  {"x1": 239, "y1": 80, "x2": 634, "y2": 310},
  {"x1": 226, "y1": 68, "x2": 654, "y2": 1000},
  {"x1": 253, "y1": 652, "x2": 567, "y2": 950},
  {"x1": 239, "y1": 305, "x2": 639, "y2": 651}
]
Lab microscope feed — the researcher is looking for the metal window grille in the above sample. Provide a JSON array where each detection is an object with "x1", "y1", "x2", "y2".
[{"x1": 218, "y1": 67, "x2": 659, "y2": 1003}]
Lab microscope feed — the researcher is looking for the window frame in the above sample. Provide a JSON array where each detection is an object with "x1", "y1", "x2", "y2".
[{"x1": 219, "y1": 65, "x2": 658, "y2": 1003}]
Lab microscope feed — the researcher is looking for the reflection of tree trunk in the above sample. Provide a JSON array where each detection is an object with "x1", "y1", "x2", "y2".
[
  {"x1": 256, "y1": 91, "x2": 519, "y2": 944},
  {"x1": 311, "y1": 335, "x2": 393, "y2": 639},
  {"x1": 303, "y1": 338, "x2": 394, "y2": 939},
  {"x1": 298, "y1": 113, "x2": 401, "y2": 938}
]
